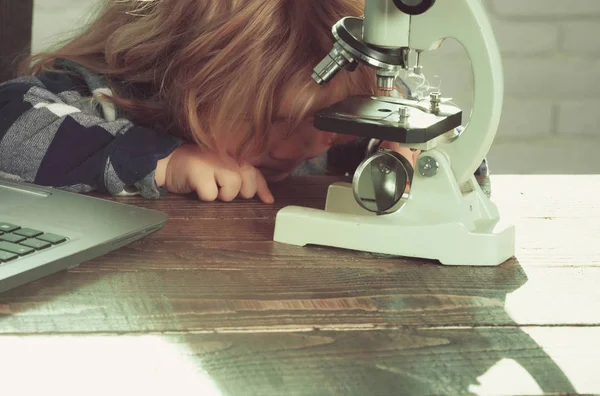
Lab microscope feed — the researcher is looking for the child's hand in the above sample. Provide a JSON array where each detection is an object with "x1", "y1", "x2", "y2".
[{"x1": 155, "y1": 144, "x2": 274, "y2": 204}]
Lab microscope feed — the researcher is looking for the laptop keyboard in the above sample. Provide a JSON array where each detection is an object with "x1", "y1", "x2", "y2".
[{"x1": 0, "y1": 222, "x2": 67, "y2": 263}]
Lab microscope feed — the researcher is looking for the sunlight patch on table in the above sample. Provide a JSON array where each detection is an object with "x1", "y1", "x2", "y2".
[
  {"x1": 0, "y1": 335, "x2": 223, "y2": 396},
  {"x1": 468, "y1": 358, "x2": 543, "y2": 395},
  {"x1": 504, "y1": 267, "x2": 600, "y2": 324},
  {"x1": 522, "y1": 327, "x2": 600, "y2": 394}
]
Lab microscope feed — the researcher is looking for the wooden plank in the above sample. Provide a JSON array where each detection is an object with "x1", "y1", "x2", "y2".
[
  {"x1": 0, "y1": 0, "x2": 33, "y2": 82},
  {"x1": 43, "y1": 212, "x2": 597, "y2": 269},
  {"x1": 0, "y1": 250, "x2": 598, "y2": 333},
  {"x1": 103, "y1": 176, "x2": 600, "y2": 268},
  {"x1": 104, "y1": 175, "x2": 600, "y2": 267},
  {"x1": 0, "y1": 327, "x2": 596, "y2": 395}
]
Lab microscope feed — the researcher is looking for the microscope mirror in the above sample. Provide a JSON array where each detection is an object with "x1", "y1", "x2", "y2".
[{"x1": 352, "y1": 149, "x2": 414, "y2": 214}]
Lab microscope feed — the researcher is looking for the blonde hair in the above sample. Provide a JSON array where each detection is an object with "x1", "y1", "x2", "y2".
[{"x1": 22, "y1": 0, "x2": 376, "y2": 159}]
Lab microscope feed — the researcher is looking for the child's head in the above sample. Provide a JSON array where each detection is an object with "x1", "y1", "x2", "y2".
[{"x1": 25, "y1": 0, "x2": 376, "y2": 175}]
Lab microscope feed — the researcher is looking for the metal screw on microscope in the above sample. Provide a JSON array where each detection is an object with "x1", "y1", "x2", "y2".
[
  {"x1": 429, "y1": 92, "x2": 441, "y2": 114},
  {"x1": 398, "y1": 106, "x2": 410, "y2": 125},
  {"x1": 413, "y1": 51, "x2": 423, "y2": 75},
  {"x1": 417, "y1": 156, "x2": 439, "y2": 177}
]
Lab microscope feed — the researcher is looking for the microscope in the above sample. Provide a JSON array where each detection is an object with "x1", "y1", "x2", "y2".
[{"x1": 273, "y1": 0, "x2": 515, "y2": 266}]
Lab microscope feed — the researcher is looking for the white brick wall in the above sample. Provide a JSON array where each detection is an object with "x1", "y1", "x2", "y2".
[
  {"x1": 562, "y1": 22, "x2": 600, "y2": 54},
  {"x1": 558, "y1": 100, "x2": 600, "y2": 136},
  {"x1": 422, "y1": 0, "x2": 600, "y2": 143}
]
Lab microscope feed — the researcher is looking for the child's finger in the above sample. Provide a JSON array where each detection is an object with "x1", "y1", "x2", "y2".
[
  {"x1": 215, "y1": 169, "x2": 243, "y2": 202},
  {"x1": 238, "y1": 165, "x2": 258, "y2": 199},
  {"x1": 193, "y1": 172, "x2": 219, "y2": 202},
  {"x1": 254, "y1": 169, "x2": 275, "y2": 204}
]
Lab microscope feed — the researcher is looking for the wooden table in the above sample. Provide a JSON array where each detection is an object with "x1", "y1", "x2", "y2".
[{"x1": 0, "y1": 175, "x2": 598, "y2": 396}]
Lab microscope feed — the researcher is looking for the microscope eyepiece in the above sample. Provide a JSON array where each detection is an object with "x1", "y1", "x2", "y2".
[{"x1": 312, "y1": 44, "x2": 355, "y2": 85}]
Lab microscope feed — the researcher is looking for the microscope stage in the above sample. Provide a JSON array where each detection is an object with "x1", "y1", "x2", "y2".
[{"x1": 314, "y1": 95, "x2": 462, "y2": 144}]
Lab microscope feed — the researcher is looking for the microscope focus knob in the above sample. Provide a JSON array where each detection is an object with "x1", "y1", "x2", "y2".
[
  {"x1": 392, "y1": 0, "x2": 436, "y2": 15},
  {"x1": 352, "y1": 149, "x2": 414, "y2": 215}
]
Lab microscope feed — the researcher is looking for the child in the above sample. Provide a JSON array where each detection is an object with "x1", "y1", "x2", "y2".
[{"x1": 0, "y1": 0, "x2": 489, "y2": 203}]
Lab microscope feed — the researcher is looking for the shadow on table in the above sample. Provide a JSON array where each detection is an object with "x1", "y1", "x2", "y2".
[{"x1": 181, "y1": 258, "x2": 575, "y2": 396}]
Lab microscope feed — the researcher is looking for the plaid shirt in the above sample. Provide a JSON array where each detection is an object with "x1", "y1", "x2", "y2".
[{"x1": 0, "y1": 61, "x2": 179, "y2": 198}]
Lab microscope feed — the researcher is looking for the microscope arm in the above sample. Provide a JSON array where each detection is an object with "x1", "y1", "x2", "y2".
[{"x1": 409, "y1": 0, "x2": 503, "y2": 185}]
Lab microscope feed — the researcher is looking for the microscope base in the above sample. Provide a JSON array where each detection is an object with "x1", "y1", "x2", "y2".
[{"x1": 274, "y1": 160, "x2": 515, "y2": 267}]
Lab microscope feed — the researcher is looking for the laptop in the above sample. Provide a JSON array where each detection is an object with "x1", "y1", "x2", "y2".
[{"x1": 0, "y1": 178, "x2": 168, "y2": 293}]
